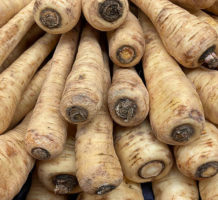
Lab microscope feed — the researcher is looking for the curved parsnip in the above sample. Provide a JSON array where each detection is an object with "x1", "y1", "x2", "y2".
[
  {"x1": 107, "y1": 12, "x2": 145, "y2": 67},
  {"x1": 33, "y1": 0, "x2": 81, "y2": 34},
  {"x1": 170, "y1": 0, "x2": 216, "y2": 9},
  {"x1": 108, "y1": 66, "x2": 149, "y2": 127},
  {"x1": 114, "y1": 120, "x2": 173, "y2": 183},
  {"x1": 199, "y1": 174, "x2": 218, "y2": 200},
  {"x1": 152, "y1": 166, "x2": 199, "y2": 200},
  {"x1": 174, "y1": 121, "x2": 218, "y2": 180},
  {"x1": 26, "y1": 28, "x2": 79, "y2": 160},
  {"x1": 77, "y1": 179, "x2": 144, "y2": 200},
  {"x1": 130, "y1": 0, "x2": 218, "y2": 69},
  {"x1": 186, "y1": 68, "x2": 218, "y2": 125},
  {"x1": 82, "y1": 0, "x2": 129, "y2": 31},
  {"x1": 139, "y1": 12, "x2": 204, "y2": 145},
  {"x1": 207, "y1": 1, "x2": 218, "y2": 15}
]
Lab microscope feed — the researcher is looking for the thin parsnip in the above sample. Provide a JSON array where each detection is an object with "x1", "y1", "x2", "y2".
[
  {"x1": 0, "y1": 112, "x2": 35, "y2": 200},
  {"x1": 0, "y1": 33, "x2": 58, "y2": 135},
  {"x1": 174, "y1": 121, "x2": 218, "y2": 180},
  {"x1": 0, "y1": 0, "x2": 32, "y2": 27},
  {"x1": 60, "y1": 24, "x2": 105, "y2": 124},
  {"x1": 107, "y1": 12, "x2": 145, "y2": 67},
  {"x1": 139, "y1": 12, "x2": 205, "y2": 145},
  {"x1": 33, "y1": 0, "x2": 81, "y2": 34},
  {"x1": 152, "y1": 165, "x2": 199, "y2": 200},
  {"x1": 131, "y1": 0, "x2": 218, "y2": 69},
  {"x1": 114, "y1": 120, "x2": 173, "y2": 183},
  {"x1": 82, "y1": 0, "x2": 129, "y2": 31},
  {"x1": 10, "y1": 60, "x2": 51, "y2": 128},
  {"x1": 26, "y1": 28, "x2": 79, "y2": 160},
  {"x1": 207, "y1": 1, "x2": 218, "y2": 15},
  {"x1": 1, "y1": 24, "x2": 44, "y2": 72},
  {"x1": 0, "y1": 1, "x2": 35, "y2": 69}
]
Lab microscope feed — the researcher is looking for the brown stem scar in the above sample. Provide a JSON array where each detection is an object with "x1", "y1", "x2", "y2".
[
  {"x1": 116, "y1": 45, "x2": 136, "y2": 64},
  {"x1": 195, "y1": 161, "x2": 218, "y2": 178},
  {"x1": 172, "y1": 124, "x2": 194, "y2": 142},
  {"x1": 115, "y1": 98, "x2": 137, "y2": 122},
  {"x1": 40, "y1": 8, "x2": 62, "y2": 29},
  {"x1": 96, "y1": 184, "x2": 116, "y2": 195},
  {"x1": 66, "y1": 106, "x2": 88, "y2": 123},
  {"x1": 31, "y1": 147, "x2": 50, "y2": 160},
  {"x1": 99, "y1": 0, "x2": 124, "y2": 22}
]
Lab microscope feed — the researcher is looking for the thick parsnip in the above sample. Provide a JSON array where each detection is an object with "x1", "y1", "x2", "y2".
[
  {"x1": 1, "y1": 24, "x2": 44, "y2": 72},
  {"x1": 37, "y1": 134, "x2": 81, "y2": 194},
  {"x1": 0, "y1": 112, "x2": 35, "y2": 200},
  {"x1": 82, "y1": 0, "x2": 129, "y2": 31},
  {"x1": 107, "y1": 12, "x2": 145, "y2": 67},
  {"x1": 139, "y1": 12, "x2": 205, "y2": 145},
  {"x1": 77, "y1": 179, "x2": 144, "y2": 200},
  {"x1": 114, "y1": 120, "x2": 173, "y2": 183},
  {"x1": 199, "y1": 173, "x2": 218, "y2": 200},
  {"x1": 0, "y1": 0, "x2": 32, "y2": 27},
  {"x1": 33, "y1": 0, "x2": 81, "y2": 34},
  {"x1": 131, "y1": 0, "x2": 218, "y2": 69},
  {"x1": 10, "y1": 60, "x2": 51, "y2": 128},
  {"x1": 174, "y1": 121, "x2": 218, "y2": 180},
  {"x1": 0, "y1": 1, "x2": 35, "y2": 69},
  {"x1": 207, "y1": 1, "x2": 218, "y2": 15},
  {"x1": 0, "y1": 33, "x2": 58, "y2": 135},
  {"x1": 185, "y1": 68, "x2": 218, "y2": 125},
  {"x1": 108, "y1": 66, "x2": 149, "y2": 127},
  {"x1": 26, "y1": 28, "x2": 79, "y2": 160},
  {"x1": 152, "y1": 165, "x2": 199, "y2": 200},
  {"x1": 60, "y1": 24, "x2": 105, "y2": 124}
]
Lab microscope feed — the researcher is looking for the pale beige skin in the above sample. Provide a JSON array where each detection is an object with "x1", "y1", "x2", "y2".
[
  {"x1": 26, "y1": 29, "x2": 80, "y2": 160},
  {"x1": 0, "y1": 33, "x2": 58, "y2": 135},
  {"x1": 82, "y1": 0, "x2": 129, "y2": 31},
  {"x1": 0, "y1": 113, "x2": 35, "y2": 200},
  {"x1": 26, "y1": 172, "x2": 67, "y2": 200},
  {"x1": 34, "y1": 0, "x2": 81, "y2": 34},
  {"x1": 0, "y1": 0, "x2": 32, "y2": 27},
  {"x1": 60, "y1": 24, "x2": 105, "y2": 125},
  {"x1": 77, "y1": 179, "x2": 144, "y2": 200},
  {"x1": 152, "y1": 166, "x2": 199, "y2": 200},
  {"x1": 108, "y1": 66, "x2": 149, "y2": 127},
  {"x1": 114, "y1": 120, "x2": 173, "y2": 183},
  {"x1": 207, "y1": 1, "x2": 218, "y2": 15},
  {"x1": 37, "y1": 135, "x2": 81, "y2": 194},
  {"x1": 1, "y1": 23, "x2": 45, "y2": 72},
  {"x1": 131, "y1": 0, "x2": 218, "y2": 68},
  {"x1": 139, "y1": 12, "x2": 205, "y2": 145},
  {"x1": 0, "y1": 1, "x2": 35, "y2": 69},
  {"x1": 186, "y1": 68, "x2": 218, "y2": 125},
  {"x1": 174, "y1": 121, "x2": 218, "y2": 180},
  {"x1": 10, "y1": 60, "x2": 51, "y2": 128},
  {"x1": 107, "y1": 12, "x2": 145, "y2": 67},
  {"x1": 199, "y1": 173, "x2": 218, "y2": 200},
  {"x1": 170, "y1": 0, "x2": 216, "y2": 9}
]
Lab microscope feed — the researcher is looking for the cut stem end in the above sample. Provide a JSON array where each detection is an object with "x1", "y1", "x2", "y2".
[
  {"x1": 66, "y1": 106, "x2": 88, "y2": 123},
  {"x1": 172, "y1": 124, "x2": 194, "y2": 142},
  {"x1": 96, "y1": 184, "x2": 116, "y2": 195},
  {"x1": 196, "y1": 161, "x2": 218, "y2": 178},
  {"x1": 116, "y1": 45, "x2": 136, "y2": 64},
  {"x1": 31, "y1": 147, "x2": 50, "y2": 160}
]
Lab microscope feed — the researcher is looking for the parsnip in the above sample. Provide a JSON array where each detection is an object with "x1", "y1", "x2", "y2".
[{"x1": 207, "y1": 1, "x2": 218, "y2": 16}]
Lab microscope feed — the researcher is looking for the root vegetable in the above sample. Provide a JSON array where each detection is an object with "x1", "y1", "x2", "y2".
[
  {"x1": 33, "y1": 0, "x2": 81, "y2": 34},
  {"x1": 139, "y1": 12, "x2": 205, "y2": 145},
  {"x1": 25, "y1": 28, "x2": 80, "y2": 160},
  {"x1": 174, "y1": 121, "x2": 218, "y2": 180},
  {"x1": 0, "y1": 33, "x2": 58, "y2": 134},
  {"x1": 107, "y1": 12, "x2": 145, "y2": 67},
  {"x1": 82, "y1": 0, "x2": 129, "y2": 31},
  {"x1": 130, "y1": 0, "x2": 218, "y2": 69},
  {"x1": 114, "y1": 120, "x2": 173, "y2": 183},
  {"x1": 207, "y1": 1, "x2": 218, "y2": 15}
]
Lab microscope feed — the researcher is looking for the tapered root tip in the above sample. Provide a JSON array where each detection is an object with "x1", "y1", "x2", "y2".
[
  {"x1": 138, "y1": 161, "x2": 165, "y2": 179},
  {"x1": 53, "y1": 175, "x2": 78, "y2": 194},
  {"x1": 40, "y1": 8, "x2": 61, "y2": 29},
  {"x1": 196, "y1": 161, "x2": 218, "y2": 178},
  {"x1": 116, "y1": 45, "x2": 136, "y2": 64},
  {"x1": 31, "y1": 147, "x2": 50, "y2": 160},
  {"x1": 115, "y1": 98, "x2": 137, "y2": 122},
  {"x1": 99, "y1": 0, "x2": 124, "y2": 22},
  {"x1": 172, "y1": 124, "x2": 194, "y2": 142},
  {"x1": 96, "y1": 184, "x2": 116, "y2": 195},
  {"x1": 66, "y1": 106, "x2": 88, "y2": 123}
]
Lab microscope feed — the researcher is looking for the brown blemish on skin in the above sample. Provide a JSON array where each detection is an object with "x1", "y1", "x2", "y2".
[
  {"x1": 33, "y1": 1, "x2": 41, "y2": 12},
  {"x1": 189, "y1": 109, "x2": 203, "y2": 122}
]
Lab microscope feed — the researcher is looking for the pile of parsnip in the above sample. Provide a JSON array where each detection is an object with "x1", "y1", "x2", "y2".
[{"x1": 0, "y1": 0, "x2": 218, "y2": 200}]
